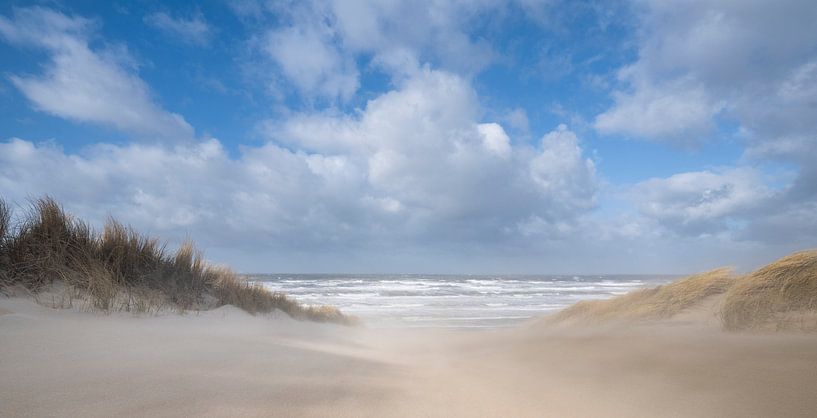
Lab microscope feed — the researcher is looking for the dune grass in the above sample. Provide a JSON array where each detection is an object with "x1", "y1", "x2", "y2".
[
  {"x1": 547, "y1": 268, "x2": 735, "y2": 325},
  {"x1": 548, "y1": 250, "x2": 817, "y2": 332},
  {"x1": 0, "y1": 199, "x2": 10, "y2": 287},
  {"x1": 0, "y1": 196, "x2": 354, "y2": 325},
  {"x1": 720, "y1": 250, "x2": 817, "y2": 331}
]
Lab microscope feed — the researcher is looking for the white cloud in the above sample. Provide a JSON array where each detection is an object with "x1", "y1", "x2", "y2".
[
  {"x1": 263, "y1": 25, "x2": 359, "y2": 101},
  {"x1": 244, "y1": 0, "x2": 503, "y2": 101},
  {"x1": 326, "y1": 0, "x2": 496, "y2": 75},
  {"x1": 144, "y1": 11, "x2": 212, "y2": 45},
  {"x1": 595, "y1": 0, "x2": 817, "y2": 146},
  {"x1": 0, "y1": 137, "x2": 354, "y2": 248},
  {"x1": 624, "y1": 164, "x2": 817, "y2": 251},
  {"x1": 632, "y1": 168, "x2": 771, "y2": 236},
  {"x1": 0, "y1": 7, "x2": 194, "y2": 140},
  {"x1": 272, "y1": 69, "x2": 598, "y2": 240},
  {"x1": 530, "y1": 124, "x2": 597, "y2": 214},
  {"x1": 0, "y1": 69, "x2": 598, "y2": 263},
  {"x1": 595, "y1": 0, "x2": 817, "y2": 247},
  {"x1": 477, "y1": 123, "x2": 511, "y2": 158},
  {"x1": 595, "y1": 75, "x2": 723, "y2": 141}
]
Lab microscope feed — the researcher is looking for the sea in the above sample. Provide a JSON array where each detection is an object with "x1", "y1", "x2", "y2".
[{"x1": 249, "y1": 274, "x2": 679, "y2": 329}]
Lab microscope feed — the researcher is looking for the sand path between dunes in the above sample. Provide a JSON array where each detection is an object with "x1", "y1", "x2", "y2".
[{"x1": 2, "y1": 296, "x2": 817, "y2": 418}]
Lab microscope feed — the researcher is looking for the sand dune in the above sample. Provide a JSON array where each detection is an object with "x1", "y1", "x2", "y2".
[
  {"x1": 3, "y1": 290, "x2": 817, "y2": 417},
  {"x1": 544, "y1": 250, "x2": 817, "y2": 333},
  {"x1": 722, "y1": 250, "x2": 817, "y2": 331},
  {"x1": 3, "y1": 250, "x2": 817, "y2": 416},
  {"x1": 544, "y1": 267, "x2": 734, "y2": 326}
]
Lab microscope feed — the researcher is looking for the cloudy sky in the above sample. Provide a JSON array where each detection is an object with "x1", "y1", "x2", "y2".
[{"x1": 1, "y1": 1, "x2": 815, "y2": 274}]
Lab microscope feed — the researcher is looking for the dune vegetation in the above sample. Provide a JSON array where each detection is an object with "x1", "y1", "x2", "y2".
[
  {"x1": 546, "y1": 268, "x2": 735, "y2": 325},
  {"x1": 720, "y1": 250, "x2": 817, "y2": 331},
  {"x1": 0, "y1": 197, "x2": 354, "y2": 325},
  {"x1": 548, "y1": 250, "x2": 817, "y2": 332}
]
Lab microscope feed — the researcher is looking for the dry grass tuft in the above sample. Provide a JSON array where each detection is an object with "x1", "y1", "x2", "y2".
[
  {"x1": 0, "y1": 199, "x2": 10, "y2": 288},
  {"x1": 0, "y1": 196, "x2": 354, "y2": 325},
  {"x1": 721, "y1": 250, "x2": 817, "y2": 332},
  {"x1": 548, "y1": 268, "x2": 735, "y2": 325},
  {"x1": 212, "y1": 268, "x2": 357, "y2": 325},
  {"x1": 0, "y1": 199, "x2": 9, "y2": 243}
]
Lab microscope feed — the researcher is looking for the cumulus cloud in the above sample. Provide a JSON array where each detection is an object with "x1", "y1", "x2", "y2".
[
  {"x1": 0, "y1": 7, "x2": 194, "y2": 140},
  {"x1": 477, "y1": 123, "x2": 511, "y2": 158},
  {"x1": 0, "y1": 137, "x2": 358, "y2": 250},
  {"x1": 0, "y1": 69, "x2": 598, "y2": 262},
  {"x1": 530, "y1": 125, "x2": 596, "y2": 213},
  {"x1": 632, "y1": 168, "x2": 771, "y2": 236},
  {"x1": 270, "y1": 69, "x2": 598, "y2": 241},
  {"x1": 4, "y1": 2, "x2": 813, "y2": 272},
  {"x1": 595, "y1": 0, "x2": 817, "y2": 247},
  {"x1": 263, "y1": 25, "x2": 359, "y2": 101},
  {"x1": 595, "y1": 0, "x2": 817, "y2": 146},
  {"x1": 595, "y1": 75, "x2": 724, "y2": 141},
  {"x1": 248, "y1": 0, "x2": 500, "y2": 101},
  {"x1": 144, "y1": 11, "x2": 212, "y2": 45},
  {"x1": 327, "y1": 0, "x2": 495, "y2": 75},
  {"x1": 628, "y1": 164, "x2": 817, "y2": 250}
]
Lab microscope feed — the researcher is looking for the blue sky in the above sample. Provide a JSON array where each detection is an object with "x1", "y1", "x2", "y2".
[{"x1": 1, "y1": 0, "x2": 815, "y2": 273}]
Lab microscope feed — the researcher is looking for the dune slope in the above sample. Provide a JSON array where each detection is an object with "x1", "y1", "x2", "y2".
[
  {"x1": 721, "y1": 250, "x2": 817, "y2": 331},
  {"x1": 545, "y1": 250, "x2": 817, "y2": 333},
  {"x1": 545, "y1": 268, "x2": 734, "y2": 325}
]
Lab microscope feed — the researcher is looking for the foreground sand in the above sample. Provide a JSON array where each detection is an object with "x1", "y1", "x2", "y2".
[{"x1": 2, "y1": 296, "x2": 817, "y2": 417}]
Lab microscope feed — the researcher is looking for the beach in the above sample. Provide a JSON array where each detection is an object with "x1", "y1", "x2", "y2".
[
  {"x1": 2, "y1": 1, "x2": 816, "y2": 416},
  {"x1": 3, "y1": 291, "x2": 817, "y2": 417}
]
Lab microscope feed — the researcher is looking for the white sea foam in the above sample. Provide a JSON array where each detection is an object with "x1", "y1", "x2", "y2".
[{"x1": 251, "y1": 274, "x2": 677, "y2": 328}]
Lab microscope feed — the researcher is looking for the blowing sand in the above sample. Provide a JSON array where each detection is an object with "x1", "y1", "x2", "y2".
[{"x1": 2, "y1": 294, "x2": 817, "y2": 418}]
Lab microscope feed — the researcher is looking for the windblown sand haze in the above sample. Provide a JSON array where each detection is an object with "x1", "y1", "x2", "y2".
[{"x1": 3, "y1": 245, "x2": 817, "y2": 416}]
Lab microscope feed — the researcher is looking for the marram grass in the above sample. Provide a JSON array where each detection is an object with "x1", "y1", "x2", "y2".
[
  {"x1": 0, "y1": 196, "x2": 354, "y2": 325},
  {"x1": 548, "y1": 250, "x2": 817, "y2": 332},
  {"x1": 547, "y1": 268, "x2": 734, "y2": 324},
  {"x1": 720, "y1": 250, "x2": 817, "y2": 331}
]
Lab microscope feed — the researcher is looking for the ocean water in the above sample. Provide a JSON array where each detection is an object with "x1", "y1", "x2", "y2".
[{"x1": 249, "y1": 274, "x2": 679, "y2": 329}]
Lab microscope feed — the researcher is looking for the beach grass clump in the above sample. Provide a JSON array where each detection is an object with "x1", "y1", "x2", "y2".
[
  {"x1": 720, "y1": 250, "x2": 817, "y2": 332},
  {"x1": 548, "y1": 268, "x2": 735, "y2": 324},
  {"x1": 0, "y1": 199, "x2": 9, "y2": 243},
  {"x1": 0, "y1": 196, "x2": 354, "y2": 325},
  {"x1": 0, "y1": 199, "x2": 10, "y2": 287},
  {"x1": 212, "y1": 268, "x2": 354, "y2": 324}
]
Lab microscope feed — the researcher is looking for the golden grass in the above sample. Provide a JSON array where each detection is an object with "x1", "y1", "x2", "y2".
[
  {"x1": 721, "y1": 250, "x2": 817, "y2": 332},
  {"x1": 0, "y1": 199, "x2": 9, "y2": 287},
  {"x1": 211, "y1": 266, "x2": 357, "y2": 325},
  {"x1": 547, "y1": 268, "x2": 735, "y2": 325},
  {"x1": 0, "y1": 196, "x2": 355, "y2": 325}
]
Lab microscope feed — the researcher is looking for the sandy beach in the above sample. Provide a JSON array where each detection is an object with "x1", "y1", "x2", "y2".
[
  {"x1": 3, "y1": 293, "x2": 817, "y2": 418},
  {"x1": 3, "y1": 0, "x2": 817, "y2": 416}
]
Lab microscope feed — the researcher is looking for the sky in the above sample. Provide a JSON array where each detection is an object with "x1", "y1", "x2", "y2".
[{"x1": 0, "y1": 0, "x2": 816, "y2": 274}]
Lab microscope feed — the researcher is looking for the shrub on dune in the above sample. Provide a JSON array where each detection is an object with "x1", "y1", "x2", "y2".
[{"x1": 0, "y1": 196, "x2": 355, "y2": 325}]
